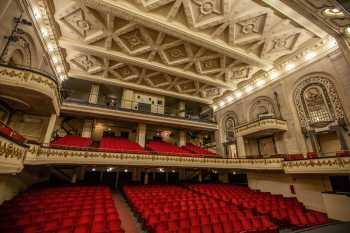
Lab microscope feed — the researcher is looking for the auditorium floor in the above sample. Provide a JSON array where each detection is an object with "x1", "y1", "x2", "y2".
[{"x1": 113, "y1": 193, "x2": 144, "y2": 233}]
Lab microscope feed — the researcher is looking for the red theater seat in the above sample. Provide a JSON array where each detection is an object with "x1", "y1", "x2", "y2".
[
  {"x1": 98, "y1": 137, "x2": 148, "y2": 154},
  {"x1": 183, "y1": 143, "x2": 218, "y2": 157},
  {"x1": 50, "y1": 135, "x2": 92, "y2": 149},
  {"x1": 146, "y1": 140, "x2": 197, "y2": 157},
  {"x1": 0, "y1": 126, "x2": 26, "y2": 142},
  {"x1": 0, "y1": 186, "x2": 124, "y2": 233}
]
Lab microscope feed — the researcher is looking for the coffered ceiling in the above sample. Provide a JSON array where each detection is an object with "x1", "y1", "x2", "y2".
[{"x1": 29, "y1": 0, "x2": 329, "y2": 104}]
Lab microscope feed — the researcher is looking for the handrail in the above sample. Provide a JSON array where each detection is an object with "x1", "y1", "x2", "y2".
[
  {"x1": 235, "y1": 117, "x2": 286, "y2": 129},
  {"x1": 41, "y1": 143, "x2": 221, "y2": 158}
]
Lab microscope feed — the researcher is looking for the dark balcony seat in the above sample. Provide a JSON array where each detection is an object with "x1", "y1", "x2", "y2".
[
  {"x1": 147, "y1": 141, "x2": 197, "y2": 157},
  {"x1": 50, "y1": 135, "x2": 92, "y2": 149},
  {"x1": 0, "y1": 127, "x2": 26, "y2": 143},
  {"x1": 182, "y1": 144, "x2": 219, "y2": 157},
  {"x1": 98, "y1": 137, "x2": 148, "y2": 154}
]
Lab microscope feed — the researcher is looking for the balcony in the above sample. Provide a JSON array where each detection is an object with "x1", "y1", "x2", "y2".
[
  {"x1": 24, "y1": 144, "x2": 284, "y2": 170},
  {"x1": 0, "y1": 63, "x2": 61, "y2": 114},
  {"x1": 235, "y1": 118, "x2": 288, "y2": 137},
  {"x1": 0, "y1": 134, "x2": 27, "y2": 174},
  {"x1": 61, "y1": 90, "x2": 217, "y2": 130}
]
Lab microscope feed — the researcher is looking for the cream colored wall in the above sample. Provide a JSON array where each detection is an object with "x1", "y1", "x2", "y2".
[
  {"x1": 322, "y1": 193, "x2": 350, "y2": 221},
  {"x1": 318, "y1": 132, "x2": 340, "y2": 154},
  {"x1": 215, "y1": 50, "x2": 350, "y2": 155},
  {"x1": 9, "y1": 113, "x2": 49, "y2": 142},
  {"x1": 0, "y1": 168, "x2": 49, "y2": 205},
  {"x1": 247, "y1": 172, "x2": 332, "y2": 213}
]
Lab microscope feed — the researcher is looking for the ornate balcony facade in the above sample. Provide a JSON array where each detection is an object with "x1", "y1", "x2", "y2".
[
  {"x1": 0, "y1": 64, "x2": 60, "y2": 115},
  {"x1": 235, "y1": 118, "x2": 288, "y2": 137},
  {"x1": 0, "y1": 136, "x2": 26, "y2": 174},
  {"x1": 1, "y1": 136, "x2": 349, "y2": 174}
]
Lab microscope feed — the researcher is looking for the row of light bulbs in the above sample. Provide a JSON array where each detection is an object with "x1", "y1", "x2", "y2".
[
  {"x1": 32, "y1": 5, "x2": 67, "y2": 82},
  {"x1": 212, "y1": 37, "x2": 338, "y2": 111}
]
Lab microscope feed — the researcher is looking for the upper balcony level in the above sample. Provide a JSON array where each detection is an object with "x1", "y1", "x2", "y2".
[{"x1": 60, "y1": 79, "x2": 217, "y2": 130}]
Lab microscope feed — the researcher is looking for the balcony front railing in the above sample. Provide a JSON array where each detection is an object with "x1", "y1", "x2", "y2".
[
  {"x1": 62, "y1": 90, "x2": 216, "y2": 123},
  {"x1": 0, "y1": 62, "x2": 59, "y2": 85}
]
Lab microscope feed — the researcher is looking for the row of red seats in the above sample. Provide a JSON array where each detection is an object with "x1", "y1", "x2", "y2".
[
  {"x1": 146, "y1": 141, "x2": 197, "y2": 157},
  {"x1": 98, "y1": 137, "x2": 148, "y2": 154},
  {"x1": 50, "y1": 135, "x2": 92, "y2": 148},
  {"x1": 182, "y1": 144, "x2": 218, "y2": 157},
  {"x1": 123, "y1": 185, "x2": 278, "y2": 233},
  {"x1": 49, "y1": 136, "x2": 219, "y2": 158},
  {"x1": 0, "y1": 186, "x2": 124, "y2": 233},
  {"x1": 0, "y1": 126, "x2": 26, "y2": 143},
  {"x1": 187, "y1": 184, "x2": 328, "y2": 229}
]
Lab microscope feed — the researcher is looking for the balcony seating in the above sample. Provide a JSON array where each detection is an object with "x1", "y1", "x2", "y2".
[
  {"x1": 286, "y1": 154, "x2": 305, "y2": 161},
  {"x1": 147, "y1": 141, "x2": 197, "y2": 157},
  {"x1": 98, "y1": 137, "x2": 148, "y2": 154},
  {"x1": 0, "y1": 186, "x2": 124, "y2": 233},
  {"x1": 50, "y1": 135, "x2": 92, "y2": 149},
  {"x1": 306, "y1": 152, "x2": 318, "y2": 159},
  {"x1": 183, "y1": 144, "x2": 218, "y2": 157},
  {"x1": 0, "y1": 126, "x2": 26, "y2": 143},
  {"x1": 187, "y1": 184, "x2": 328, "y2": 229},
  {"x1": 123, "y1": 185, "x2": 278, "y2": 233},
  {"x1": 336, "y1": 151, "x2": 350, "y2": 157}
]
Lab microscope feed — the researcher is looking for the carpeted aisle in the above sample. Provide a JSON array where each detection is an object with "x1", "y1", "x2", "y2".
[{"x1": 113, "y1": 193, "x2": 143, "y2": 233}]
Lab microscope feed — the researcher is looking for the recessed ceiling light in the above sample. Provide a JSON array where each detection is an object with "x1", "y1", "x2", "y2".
[
  {"x1": 328, "y1": 38, "x2": 337, "y2": 47},
  {"x1": 322, "y1": 8, "x2": 344, "y2": 17},
  {"x1": 245, "y1": 85, "x2": 253, "y2": 93},
  {"x1": 33, "y1": 8, "x2": 42, "y2": 19},
  {"x1": 345, "y1": 26, "x2": 350, "y2": 35},
  {"x1": 56, "y1": 66, "x2": 63, "y2": 73},
  {"x1": 256, "y1": 79, "x2": 266, "y2": 87},
  {"x1": 124, "y1": 169, "x2": 128, "y2": 173},
  {"x1": 270, "y1": 70, "x2": 279, "y2": 80},
  {"x1": 52, "y1": 56, "x2": 59, "y2": 64},
  {"x1": 235, "y1": 91, "x2": 242, "y2": 98},
  {"x1": 41, "y1": 27, "x2": 49, "y2": 38},
  {"x1": 226, "y1": 96, "x2": 233, "y2": 102},
  {"x1": 285, "y1": 63, "x2": 295, "y2": 71},
  {"x1": 304, "y1": 51, "x2": 316, "y2": 61},
  {"x1": 47, "y1": 43, "x2": 55, "y2": 52},
  {"x1": 91, "y1": 168, "x2": 96, "y2": 172},
  {"x1": 59, "y1": 74, "x2": 66, "y2": 81}
]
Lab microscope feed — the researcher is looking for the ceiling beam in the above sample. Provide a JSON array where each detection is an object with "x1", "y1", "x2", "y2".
[
  {"x1": 262, "y1": 0, "x2": 327, "y2": 38},
  {"x1": 68, "y1": 71, "x2": 213, "y2": 104},
  {"x1": 83, "y1": 0, "x2": 272, "y2": 69},
  {"x1": 60, "y1": 38, "x2": 234, "y2": 89}
]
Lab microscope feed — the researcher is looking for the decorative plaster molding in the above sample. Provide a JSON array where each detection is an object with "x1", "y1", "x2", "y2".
[
  {"x1": 0, "y1": 65, "x2": 61, "y2": 114},
  {"x1": 284, "y1": 157, "x2": 350, "y2": 174},
  {"x1": 235, "y1": 118, "x2": 288, "y2": 137},
  {"x1": 0, "y1": 136, "x2": 26, "y2": 174},
  {"x1": 25, "y1": 146, "x2": 284, "y2": 170}
]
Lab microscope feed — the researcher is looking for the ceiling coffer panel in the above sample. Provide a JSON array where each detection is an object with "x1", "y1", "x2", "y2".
[
  {"x1": 51, "y1": 0, "x2": 320, "y2": 103},
  {"x1": 55, "y1": 1, "x2": 252, "y2": 85},
  {"x1": 68, "y1": 52, "x2": 222, "y2": 99}
]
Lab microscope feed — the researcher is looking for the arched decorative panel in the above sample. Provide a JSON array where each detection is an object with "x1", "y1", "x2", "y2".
[
  {"x1": 221, "y1": 111, "x2": 238, "y2": 142},
  {"x1": 248, "y1": 96, "x2": 276, "y2": 121},
  {"x1": 294, "y1": 73, "x2": 345, "y2": 129}
]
